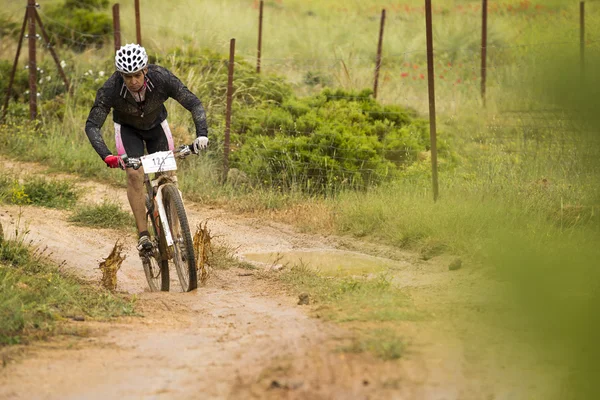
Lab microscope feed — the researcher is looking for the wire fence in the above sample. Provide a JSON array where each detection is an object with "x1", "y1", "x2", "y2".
[{"x1": 2, "y1": 0, "x2": 599, "y2": 195}]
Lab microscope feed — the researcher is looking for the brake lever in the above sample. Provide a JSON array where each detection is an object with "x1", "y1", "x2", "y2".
[
  {"x1": 120, "y1": 154, "x2": 142, "y2": 170},
  {"x1": 176, "y1": 144, "x2": 193, "y2": 158}
]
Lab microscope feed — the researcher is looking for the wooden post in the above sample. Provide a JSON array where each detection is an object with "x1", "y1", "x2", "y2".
[
  {"x1": 580, "y1": 1, "x2": 585, "y2": 76},
  {"x1": 2, "y1": 10, "x2": 27, "y2": 121},
  {"x1": 373, "y1": 9, "x2": 386, "y2": 99},
  {"x1": 257, "y1": 0, "x2": 263, "y2": 73},
  {"x1": 27, "y1": 0, "x2": 37, "y2": 120},
  {"x1": 481, "y1": 0, "x2": 488, "y2": 105},
  {"x1": 223, "y1": 39, "x2": 236, "y2": 183},
  {"x1": 425, "y1": 0, "x2": 439, "y2": 202},
  {"x1": 135, "y1": 0, "x2": 142, "y2": 45},
  {"x1": 113, "y1": 3, "x2": 121, "y2": 51},
  {"x1": 35, "y1": 10, "x2": 70, "y2": 93}
]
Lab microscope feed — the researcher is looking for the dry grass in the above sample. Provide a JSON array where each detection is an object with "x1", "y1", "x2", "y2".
[{"x1": 267, "y1": 200, "x2": 336, "y2": 233}]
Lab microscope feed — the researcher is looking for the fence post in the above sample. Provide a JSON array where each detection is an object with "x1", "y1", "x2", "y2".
[
  {"x1": 135, "y1": 0, "x2": 142, "y2": 45},
  {"x1": 580, "y1": 1, "x2": 585, "y2": 76},
  {"x1": 257, "y1": 0, "x2": 263, "y2": 73},
  {"x1": 34, "y1": 9, "x2": 70, "y2": 93},
  {"x1": 481, "y1": 0, "x2": 488, "y2": 105},
  {"x1": 112, "y1": 3, "x2": 121, "y2": 51},
  {"x1": 425, "y1": 0, "x2": 439, "y2": 202},
  {"x1": 27, "y1": 0, "x2": 37, "y2": 120},
  {"x1": 373, "y1": 9, "x2": 386, "y2": 99},
  {"x1": 2, "y1": 11, "x2": 27, "y2": 121},
  {"x1": 223, "y1": 38, "x2": 236, "y2": 183}
]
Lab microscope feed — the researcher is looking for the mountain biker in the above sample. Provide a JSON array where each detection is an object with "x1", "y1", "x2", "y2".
[{"x1": 84, "y1": 43, "x2": 209, "y2": 252}]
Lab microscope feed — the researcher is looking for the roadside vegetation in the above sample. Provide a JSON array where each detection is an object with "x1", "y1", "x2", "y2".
[
  {"x1": 68, "y1": 200, "x2": 135, "y2": 229},
  {"x1": 0, "y1": 174, "x2": 79, "y2": 209},
  {"x1": 1, "y1": 0, "x2": 599, "y2": 396},
  {"x1": 273, "y1": 263, "x2": 417, "y2": 360},
  {"x1": 0, "y1": 223, "x2": 136, "y2": 345}
]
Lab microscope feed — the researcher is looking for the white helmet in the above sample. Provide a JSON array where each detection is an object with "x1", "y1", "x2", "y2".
[{"x1": 115, "y1": 43, "x2": 148, "y2": 74}]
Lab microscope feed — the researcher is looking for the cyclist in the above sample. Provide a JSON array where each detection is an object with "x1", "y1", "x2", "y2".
[{"x1": 85, "y1": 43, "x2": 208, "y2": 252}]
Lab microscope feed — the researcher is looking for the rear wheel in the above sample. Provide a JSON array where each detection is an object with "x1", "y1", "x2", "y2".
[
  {"x1": 162, "y1": 184, "x2": 197, "y2": 292},
  {"x1": 141, "y1": 208, "x2": 169, "y2": 291}
]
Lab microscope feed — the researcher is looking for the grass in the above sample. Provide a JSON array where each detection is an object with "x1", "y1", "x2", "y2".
[
  {"x1": 1, "y1": 1, "x2": 599, "y2": 396},
  {"x1": 209, "y1": 244, "x2": 258, "y2": 270},
  {"x1": 21, "y1": 177, "x2": 79, "y2": 209},
  {"x1": 2, "y1": 0, "x2": 593, "y2": 117},
  {"x1": 0, "y1": 173, "x2": 80, "y2": 209},
  {"x1": 191, "y1": 222, "x2": 257, "y2": 271},
  {"x1": 68, "y1": 200, "x2": 135, "y2": 229},
  {"x1": 0, "y1": 225, "x2": 136, "y2": 345},
  {"x1": 341, "y1": 328, "x2": 406, "y2": 361},
  {"x1": 273, "y1": 262, "x2": 418, "y2": 360},
  {"x1": 0, "y1": 1, "x2": 596, "y2": 270}
]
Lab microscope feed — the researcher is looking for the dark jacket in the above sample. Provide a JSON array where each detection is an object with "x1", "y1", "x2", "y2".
[{"x1": 85, "y1": 64, "x2": 208, "y2": 159}]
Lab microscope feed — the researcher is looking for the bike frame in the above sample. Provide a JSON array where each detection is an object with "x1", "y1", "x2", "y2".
[
  {"x1": 145, "y1": 173, "x2": 177, "y2": 247},
  {"x1": 123, "y1": 144, "x2": 198, "y2": 291},
  {"x1": 123, "y1": 145, "x2": 193, "y2": 254}
]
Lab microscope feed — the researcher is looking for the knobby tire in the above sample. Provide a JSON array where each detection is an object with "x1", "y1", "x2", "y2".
[{"x1": 163, "y1": 184, "x2": 197, "y2": 292}]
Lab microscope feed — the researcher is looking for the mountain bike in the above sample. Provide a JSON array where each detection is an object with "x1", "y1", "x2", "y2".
[{"x1": 121, "y1": 144, "x2": 197, "y2": 292}]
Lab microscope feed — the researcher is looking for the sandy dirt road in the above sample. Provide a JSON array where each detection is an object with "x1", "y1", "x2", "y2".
[{"x1": 0, "y1": 158, "x2": 562, "y2": 399}]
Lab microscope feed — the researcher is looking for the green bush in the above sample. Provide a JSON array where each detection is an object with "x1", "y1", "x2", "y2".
[
  {"x1": 0, "y1": 15, "x2": 20, "y2": 39},
  {"x1": 154, "y1": 47, "x2": 292, "y2": 107},
  {"x1": 0, "y1": 177, "x2": 80, "y2": 209},
  {"x1": 64, "y1": 0, "x2": 109, "y2": 10},
  {"x1": 45, "y1": 0, "x2": 112, "y2": 51},
  {"x1": 231, "y1": 88, "x2": 448, "y2": 193},
  {"x1": 0, "y1": 60, "x2": 70, "y2": 120},
  {"x1": 0, "y1": 61, "x2": 29, "y2": 104},
  {"x1": 24, "y1": 178, "x2": 79, "y2": 208}
]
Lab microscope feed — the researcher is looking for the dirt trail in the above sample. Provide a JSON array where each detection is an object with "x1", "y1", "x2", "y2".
[{"x1": 0, "y1": 158, "x2": 562, "y2": 399}]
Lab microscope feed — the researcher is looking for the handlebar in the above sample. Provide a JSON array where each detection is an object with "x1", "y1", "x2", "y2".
[{"x1": 120, "y1": 144, "x2": 195, "y2": 170}]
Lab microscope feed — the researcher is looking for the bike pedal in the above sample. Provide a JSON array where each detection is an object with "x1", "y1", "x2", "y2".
[{"x1": 137, "y1": 235, "x2": 153, "y2": 252}]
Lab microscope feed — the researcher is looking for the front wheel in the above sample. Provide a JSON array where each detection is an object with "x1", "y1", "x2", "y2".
[
  {"x1": 141, "y1": 209, "x2": 170, "y2": 292},
  {"x1": 162, "y1": 184, "x2": 197, "y2": 292}
]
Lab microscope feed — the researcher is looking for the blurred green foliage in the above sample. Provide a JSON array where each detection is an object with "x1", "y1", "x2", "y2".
[
  {"x1": 0, "y1": 60, "x2": 29, "y2": 103},
  {"x1": 45, "y1": 0, "x2": 112, "y2": 51},
  {"x1": 483, "y1": 52, "x2": 600, "y2": 399},
  {"x1": 0, "y1": 14, "x2": 20, "y2": 39}
]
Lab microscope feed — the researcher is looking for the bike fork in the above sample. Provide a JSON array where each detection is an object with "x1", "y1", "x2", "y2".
[{"x1": 154, "y1": 186, "x2": 174, "y2": 246}]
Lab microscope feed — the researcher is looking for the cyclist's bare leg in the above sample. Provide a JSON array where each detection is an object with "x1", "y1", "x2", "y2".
[{"x1": 126, "y1": 167, "x2": 148, "y2": 234}]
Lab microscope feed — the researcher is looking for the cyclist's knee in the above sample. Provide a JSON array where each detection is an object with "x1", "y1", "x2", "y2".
[{"x1": 126, "y1": 168, "x2": 144, "y2": 188}]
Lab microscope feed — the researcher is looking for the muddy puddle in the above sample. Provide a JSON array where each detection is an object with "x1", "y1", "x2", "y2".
[{"x1": 242, "y1": 249, "x2": 405, "y2": 276}]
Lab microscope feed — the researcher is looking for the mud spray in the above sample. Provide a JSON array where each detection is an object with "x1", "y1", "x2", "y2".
[
  {"x1": 98, "y1": 239, "x2": 126, "y2": 291},
  {"x1": 193, "y1": 221, "x2": 212, "y2": 285}
]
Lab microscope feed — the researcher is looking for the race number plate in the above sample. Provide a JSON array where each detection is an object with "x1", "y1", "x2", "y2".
[{"x1": 140, "y1": 151, "x2": 177, "y2": 173}]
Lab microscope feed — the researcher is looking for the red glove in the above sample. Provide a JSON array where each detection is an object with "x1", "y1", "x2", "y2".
[{"x1": 104, "y1": 155, "x2": 122, "y2": 168}]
